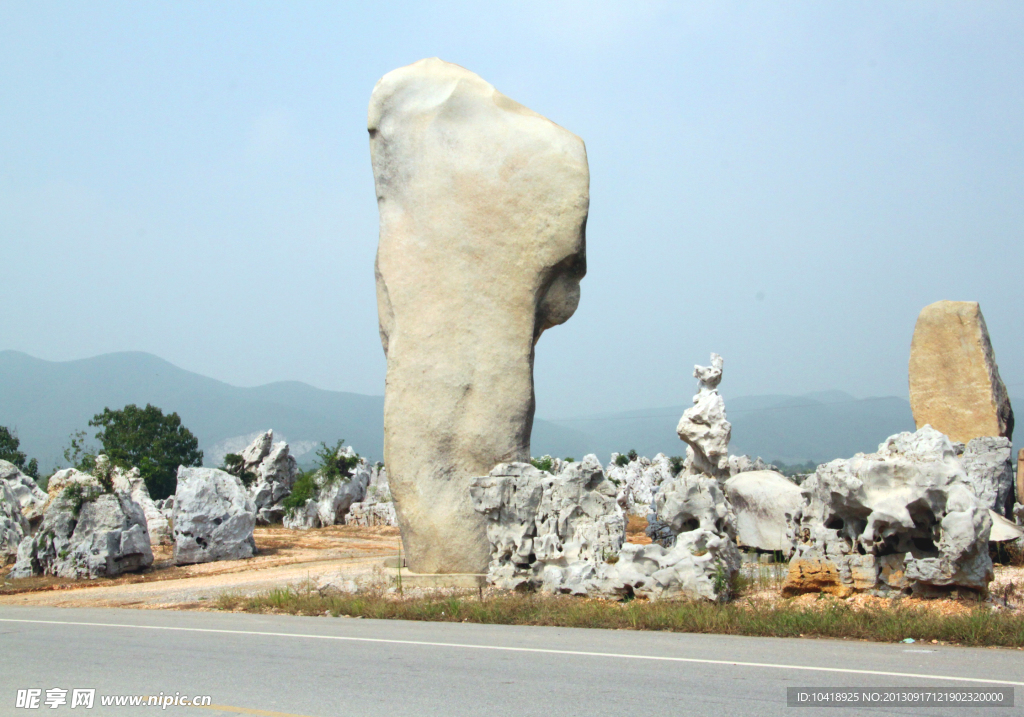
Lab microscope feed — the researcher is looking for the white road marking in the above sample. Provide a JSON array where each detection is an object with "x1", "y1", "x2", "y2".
[{"x1": 2, "y1": 617, "x2": 1022, "y2": 687}]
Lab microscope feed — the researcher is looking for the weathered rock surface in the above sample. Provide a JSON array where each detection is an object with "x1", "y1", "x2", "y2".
[
  {"x1": 784, "y1": 426, "x2": 993, "y2": 597},
  {"x1": 676, "y1": 354, "x2": 731, "y2": 479},
  {"x1": 0, "y1": 459, "x2": 48, "y2": 523},
  {"x1": 727, "y1": 455, "x2": 778, "y2": 476},
  {"x1": 345, "y1": 463, "x2": 396, "y2": 527},
  {"x1": 960, "y1": 436, "x2": 1015, "y2": 517},
  {"x1": 606, "y1": 453, "x2": 675, "y2": 516},
  {"x1": 1, "y1": 481, "x2": 29, "y2": 564},
  {"x1": 107, "y1": 459, "x2": 172, "y2": 546},
  {"x1": 724, "y1": 470, "x2": 803, "y2": 552},
  {"x1": 10, "y1": 480, "x2": 152, "y2": 579},
  {"x1": 172, "y1": 467, "x2": 256, "y2": 565},
  {"x1": 239, "y1": 431, "x2": 300, "y2": 524},
  {"x1": 472, "y1": 456, "x2": 738, "y2": 600},
  {"x1": 909, "y1": 301, "x2": 1014, "y2": 444},
  {"x1": 370, "y1": 58, "x2": 589, "y2": 573}
]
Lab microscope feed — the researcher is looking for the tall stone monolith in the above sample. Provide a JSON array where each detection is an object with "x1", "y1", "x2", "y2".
[
  {"x1": 908, "y1": 301, "x2": 1014, "y2": 444},
  {"x1": 368, "y1": 58, "x2": 589, "y2": 573}
]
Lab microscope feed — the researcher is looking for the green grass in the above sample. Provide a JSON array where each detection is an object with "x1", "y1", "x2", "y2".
[{"x1": 215, "y1": 587, "x2": 1024, "y2": 648}]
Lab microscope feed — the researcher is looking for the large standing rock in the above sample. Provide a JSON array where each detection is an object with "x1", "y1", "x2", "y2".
[
  {"x1": 1017, "y1": 448, "x2": 1024, "y2": 505},
  {"x1": 909, "y1": 301, "x2": 1014, "y2": 444},
  {"x1": 785, "y1": 426, "x2": 993, "y2": 597},
  {"x1": 724, "y1": 470, "x2": 803, "y2": 552},
  {"x1": 0, "y1": 459, "x2": 48, "y2": 523},
  {"x1": 959, "y1": 437, "x2": 1015, "y2": 517},
  {"x1": 10, "y1": 482, "x2": 152, "y2": 579},
  {"x1": 369, "y1": 58, "x2": 589, "y2": 573},
  {"x1": 172, "y1": 467, "x2": 256, "y2": 565},
  {"x1": 1, "y1": 481, "x2": 29, "y2": 564}
]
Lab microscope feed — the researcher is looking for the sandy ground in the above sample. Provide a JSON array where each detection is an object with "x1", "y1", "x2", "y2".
[{"x1": 0, "y1": 525, "x2": 401, "y2": 609}]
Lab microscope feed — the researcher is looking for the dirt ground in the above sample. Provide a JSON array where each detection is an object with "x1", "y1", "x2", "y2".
[{"x1": 0, "y1": 525, "x2": 401, "y2": 609}]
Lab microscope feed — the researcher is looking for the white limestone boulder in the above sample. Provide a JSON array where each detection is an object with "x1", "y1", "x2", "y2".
[
  {"x1": 345, "y1": 501, "x2": 397, "y2": 527},
  {"x1": 606, "y1": 453, "x2": 675, "y2": 516},
  {"x1": 172, "y1": 467, "x2": 256, "y2": 565},
  {"x1": 282, "y1": 499, "x2": 319, "y2": 530},
  {"x1": 785, "y1": 426, "x2": 992, "y2": 596},
  {"x1": 0, "y1": 459, "x2": 49, "y2": 522},
  {"x1": 239, "y1": 431, "x2": 300, "y2": 524},
  {"x1": 10, "y1": 481, "x2": 152, "y2": 579},
  {"x1": 724, "y1": 470, "x2": 803, "y2": 552},
  {"x1": 370, "y1": 58, "x2": 589, "y2": 573},
  {"x1": 1, "y1": 481, "x2": 29, "y2": 564}
]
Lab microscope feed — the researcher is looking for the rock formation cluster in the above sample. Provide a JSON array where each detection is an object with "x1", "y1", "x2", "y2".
[
  {"x1": 370, "y1": 58, "x2": 589, "y2": 573},
  {"x1": 11, "y1": 466, "x2": 153, "y2": 579},
  {"x1": 281, "y1": 446, "x2": 371, "y2": 530},
  {"x1": 784, "y1": 426, "x2": 993, "y2": 597},
  {"x1": 605, "y1": 453, "x2": 675, "y2": 516},
  {"x1": 1, "y1": 459, "x2": 48, "y2": 523},
  {"x1": 909, "y1": 300, "x2": 1014, "y2": 444},
  {"x1": 345, "y1": 464, "x2": 397, "y2": 527}
]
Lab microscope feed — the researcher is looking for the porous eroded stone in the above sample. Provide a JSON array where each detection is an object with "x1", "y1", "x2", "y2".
[
  {"x1": 723, "y1": 470, "x2": 803, "y2": 552},
  {"x1": 676, "y1": 354, "x2": 731, "y2": 479},
  {"x1": 605, "y1": 453, "x2": 675, "y2": 516},
  {"x1": 110, "y1": 461, "x2": 171, "y2": 546},
  {"x1": 0, "y1": 459, "x2": 48, "y2": 523},
  {"x1": 370, "y1": 58, "x2": 589, "y2": 573},
  {"x1": 239, "y1": 431, "x2": 299, "y2": 524},
  {"x1": 909, "y1": 301, "x2": 1014, "y2": 444},
  {"x1": 785, "y1": 426, "x2": 993, "y2": 596},
  {"x1": 959, "y1": 436, "x2": 1015, "y2": 517},
  {"x1": 172, "y1": 467, "x2": 256, "y2": 565}
]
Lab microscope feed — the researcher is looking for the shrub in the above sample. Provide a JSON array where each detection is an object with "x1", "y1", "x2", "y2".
[
  {"x1": 282, "y1": 469, "x2": 318, "y2": 512},
  {"x1": 669, "y1": 456, "x2": 686, "y2": 475},
  {"x1": 221, "y1": 453, "x2": 257, "y2": 487},
  {"x1": 614, "y1": 454, "x2": 630, "y2": 467},
  {"x1": 530, "y1": 456, "x2": 555, "y2": 472}
]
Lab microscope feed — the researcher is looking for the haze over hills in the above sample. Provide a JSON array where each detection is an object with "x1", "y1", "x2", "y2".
[{"x1": 2, "y1": 349, "x2": 1001, "y2": 474}]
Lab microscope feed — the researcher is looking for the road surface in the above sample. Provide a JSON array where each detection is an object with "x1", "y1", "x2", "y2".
[{"x1": 0, "y1": 606, "x2": 1020, "y2": 716}]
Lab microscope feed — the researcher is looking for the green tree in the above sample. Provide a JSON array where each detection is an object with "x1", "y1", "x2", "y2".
[
  {"x1": 0, "y1": 425, "x2": 38, "y2": 478},
  {"x1": 89, "y1": 404, "x2": 203, "y2": 500}
]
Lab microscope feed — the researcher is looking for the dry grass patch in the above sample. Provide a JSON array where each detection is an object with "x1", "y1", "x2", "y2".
[{"x1": 216, "y1": 585, "x2": 1024, "y2": 648}]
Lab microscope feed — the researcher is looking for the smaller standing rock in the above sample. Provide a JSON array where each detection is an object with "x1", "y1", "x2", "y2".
[
  {"x1": 676, "y1": 354, "x2": 731, "y2": 479},
  {"x1": 908, "y1": 301, "x2": 1014, "y2": 443},
  {"x1": 172, "y1": 467, "x2": 256, "y2": 565}
]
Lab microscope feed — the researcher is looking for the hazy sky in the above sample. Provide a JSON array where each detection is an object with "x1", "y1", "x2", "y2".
[{"x1": 3, "y1": 2, "x2": 1022, "y2": 418}]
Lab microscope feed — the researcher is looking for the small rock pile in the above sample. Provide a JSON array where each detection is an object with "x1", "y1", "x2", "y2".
[{"x1": 282, "y1": 446, "x2": 370, "y2": 530}]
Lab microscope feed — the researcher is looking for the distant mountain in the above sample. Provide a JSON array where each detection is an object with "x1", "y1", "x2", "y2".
[
  {"x1": 3, "y1": 350, "x2": 980, "y2": 473},
  {"x1": 0, "y1": 351, "x2": 585, "y2": 471}
]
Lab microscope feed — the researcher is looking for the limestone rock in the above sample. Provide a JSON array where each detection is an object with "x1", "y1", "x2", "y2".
[
  {"x1": 172, "y1": 467, "x2": 256, "y2": 565},
  {"x1": 282, "y1": 499, "x2": 319, "y2": 530},
  {"x1": 727, "y1": 455, "x2": 778, "y2": 476},
  {"x1": 676, "y1": 354, "x2": 731, "y2": 479},
  {"x1": 315, "y1": 459, "x2": 370, "y2": 527},
  {"x1": 471, "y1": 457, "x2": 738, "y2": 601},
  {"x1": 724, "y1": 470, "x2": 803, "y2": 552},
  {"x1": 370, "y1": 58, "x2": 589, "y2": 573},
  {"x1": 470, "y1": 456, "x2": 624, "y2": 594},
  {"x1": 909, "y1": 301, "x2": 1014, "y2": 443},
  {"x1": 785, "y1": 426, "x2": 993, "y2": 596},
  {"x1": 345, "y1": 501, "x2": 398, "y2": 527},
  {"x1": 1, "y1": 481, "x2": 29, "y2": 564},
  {"x1": 605, "y1": 453, "x2": 675, "y2": 516},
  {"x1": 109, "y1": 462, "x2": 172, "y2": 546},
  {"x1": 960, "y1": 436, "x2": 1015, "y2": 517},
  {"x1": 10, "y1": 482, "x2": 152, "y2": 579},
  {"x1": 0, "y1": 459, "x2": 48, "y2": 523}
]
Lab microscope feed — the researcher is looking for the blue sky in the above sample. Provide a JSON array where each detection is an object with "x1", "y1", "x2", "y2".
[{"x1": 2, "y1": 2, "x2": 1022, "y2": 417}]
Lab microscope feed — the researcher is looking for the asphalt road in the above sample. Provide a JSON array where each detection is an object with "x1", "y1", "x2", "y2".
[{"x1": 0, "y1": 606, "x2": 1020, "y2": 717}]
